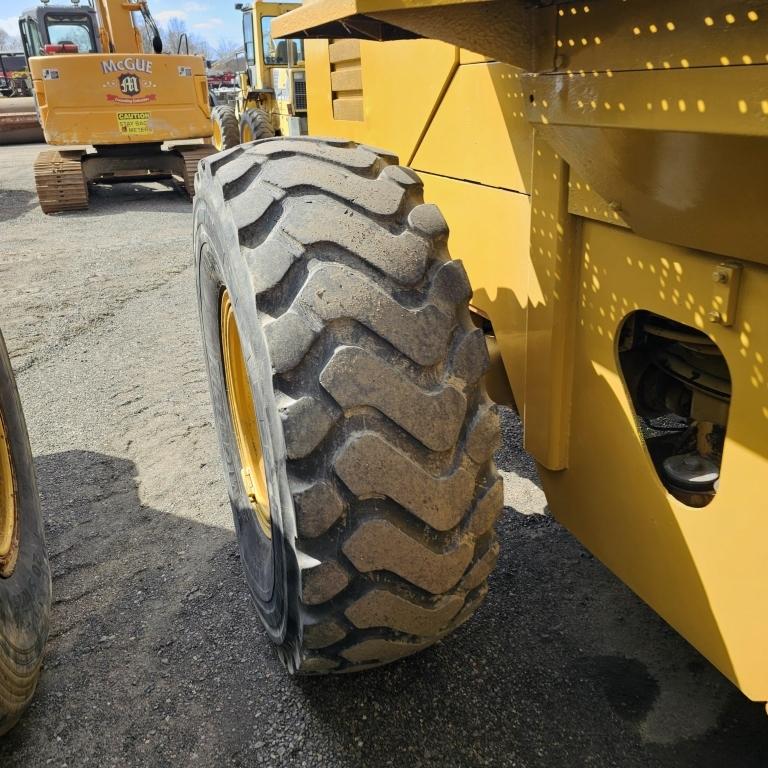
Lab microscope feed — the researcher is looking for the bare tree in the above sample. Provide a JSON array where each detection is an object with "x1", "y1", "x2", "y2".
[
  {"x1": 192, "y1": 35, "x2": 213, "y2": 60},
  {"x1": 161, "y1": 17, "x2": 211, "y2": 58},
  {"x1": 0, "y1": 28, "x2": 23, "y2": 53},
  {"x1": 134, "y1": 16, "x2": 212, "y2": 58},
  {"x1": 136, "y1": 20, "x2": 154, "y2": 53},
  {"x1": 164, "y1": 17, "x2": 187, "y2": 54},
  {"x1": 215, "y1": 38, "x2": 239, "y2": 59}
]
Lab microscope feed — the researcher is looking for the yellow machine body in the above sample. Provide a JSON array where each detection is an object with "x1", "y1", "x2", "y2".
[
  {"x1": 230, "y1": 2, "x2": 306, "y2": 136},
  {"x1": 21, "y1": 0, "x2": 214, "y2": 212},
  {"x1": 23, "y1": 0, "x2": 212, "y2": 146},
  {"x1": 29, "y1": 53, "x2": 211, "y2": 146},
  {"x1": 275, "y1": 0, "x2": 768, "y2": 701}
]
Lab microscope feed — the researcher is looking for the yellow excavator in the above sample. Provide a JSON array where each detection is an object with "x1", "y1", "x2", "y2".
[{"x1": 19, "y1": 0, "x2": 215, "y2": 214}]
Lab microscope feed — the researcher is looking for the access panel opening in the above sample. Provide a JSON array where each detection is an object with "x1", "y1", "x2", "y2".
[{"x1": 618, "y1": 311, "x2": 731, "y2": 508}]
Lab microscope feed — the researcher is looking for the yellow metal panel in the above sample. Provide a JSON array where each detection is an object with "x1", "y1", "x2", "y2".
[
  {"x1": 542, "y1": 220, "x2": 768, "y2": 700},
  {"x1": 329, "y1": 38, "x2": 363, "y2": 63},
  {"x1": 274, "y1": 0, "x2": 496, "y2": 38},
  {"x1": 522, "y1": 137, "x2": 579, "y2": 470},
  {"x1": 567, "y1": 173, "x2": 628, "y2": 229},
  {"x1": 328, "y1": 39, "x2": 363, "y2": 121},
  {"x1": 522, "y1": 63, "x2": 768, "y2": 266},
  {"x1": 333, "y1": 98, "x2": 364, "y2": 121},
  {"x1": 419, "y1": 171, "x2": 535, "y2": 408},
  {"x1": 537, "y1": 124, "x2": 768, "y2": 266},
  {"x1": 29, "y1": 54, "x2": 212, "y2": 145},
  {"x1": 568, "y1": 176, "x2": 629, "y2": 227},
  {"x1": 330, "y1": 67, "x2": 363, "y2": 91},
  {"x1": 551, "y1": 0, "x2": 768, "y2": 73},
  {"x1": 95, "y1": 0, "x2": 140, "y2": 53},
  {"x1": 306, "y1": 37, "x2": 458, "y2": 163},
  {"x1": 459, "y1": 49, "x2": 492, "y2": 64},
  {"x1": 412, "y1": 62, "x2": 532, "y2": 193},
  {"x1": 526, "y1": 66, "x2": 768, "y2": 138}
]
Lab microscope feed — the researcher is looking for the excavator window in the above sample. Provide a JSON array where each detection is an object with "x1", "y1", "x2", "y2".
[
  {"x1": 19, "y1": 17, "x2": 44, "y2": 58},
  {"x1": 44, "y1": 13, "x2": 97, "y2": 53}
]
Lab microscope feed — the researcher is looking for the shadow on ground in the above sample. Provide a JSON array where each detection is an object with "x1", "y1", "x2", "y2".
[
  {"x1": 0, "y1": 188, "x2": 38, "y2": 222},
  {"x1": 78, "y1": 180, "x2": 192, "y2": 216},
  {"x1": 0, "y1": 441, "x2": 766, "y2": 767}
]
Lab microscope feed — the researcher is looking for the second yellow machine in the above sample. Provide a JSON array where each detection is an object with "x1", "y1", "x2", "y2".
[
  {"x1": 210, "y1": 1, "x2": 307, "y2": 150},
  {"x1": 19, "y1": 0, "x2": 215, "y2": 213}
]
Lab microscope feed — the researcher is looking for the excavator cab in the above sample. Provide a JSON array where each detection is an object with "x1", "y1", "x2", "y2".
[{"x1": 19, "y1": 4, "x2": 101, "y2": 57}]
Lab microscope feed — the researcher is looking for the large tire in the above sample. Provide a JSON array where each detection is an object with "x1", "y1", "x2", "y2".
[
  {"x1": 239, "y1": 108, "x2": 275, "y2": 144},
  {"x1": 211, "y1": 105, "x2": 240, "y2": 152},
  {"x1": 0, "y1": 330, "x2": 50, "y2": 734},
  {"x1": 194, "y1": 138, "x2": 502, "y2": 673}
]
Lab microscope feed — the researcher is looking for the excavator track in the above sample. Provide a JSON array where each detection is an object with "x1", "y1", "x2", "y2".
[
  {"x1": 175, "y1": 144, "x2": 218, "y2": 198},
  {"x1": 33, "y1": 150, "x2": 88, "y2": 215}
]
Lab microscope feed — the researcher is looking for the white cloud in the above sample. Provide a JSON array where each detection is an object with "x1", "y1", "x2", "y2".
[
  {"x1": 152, "y1": 4, "x2": 211, "y2": 26},
  {"x1": 0, "y1": 16, "x2": 20, "y2": 37},
  {"x1": 192, "y1": 18, "x2": 223, "y2": 30},
  {"x1": 154, "y1": 9, "x2": 188, "y2": 24}
]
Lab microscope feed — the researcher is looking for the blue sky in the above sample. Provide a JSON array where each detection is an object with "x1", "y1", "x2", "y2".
[{"x1": 0, "y1": 0, "x2": 276, "y2": 50}]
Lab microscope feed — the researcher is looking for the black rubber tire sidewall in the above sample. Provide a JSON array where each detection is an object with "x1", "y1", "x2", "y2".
[
  {"x1": 194, "y1": 195, "x2": 297, "y2": 648},
  {"x1": 239, "y1": 109, "x2": 275, "y2": 142},
  {"x1": 211, "y1": 106, "x2": 240, "y2": 151},
  {"x1": 0, "y1": 330, "x2": 50, "y2": 734}
]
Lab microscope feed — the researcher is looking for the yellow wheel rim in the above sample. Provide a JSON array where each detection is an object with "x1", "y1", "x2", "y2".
[
  {"x1": 241, "y1": 123, "x2": 253, "y2": 143},
  {"x1": 0, "y1": 406, "x2": 19, "y2": 577},
  {"x1": 212, "y1": 120, "x2": 223, "y2": 151},
  {"x1": 220, "y1": 290, "x2": 272, "y2": 538}
]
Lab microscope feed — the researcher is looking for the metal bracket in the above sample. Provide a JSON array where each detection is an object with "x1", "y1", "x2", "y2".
[{"x1": 708, "y1": 262, "x2": 742, "y2": 327}]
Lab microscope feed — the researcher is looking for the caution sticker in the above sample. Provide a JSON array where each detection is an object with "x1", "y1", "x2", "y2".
[{"x1": 116, "y1": 111, "x2": 150, "y2": 135}]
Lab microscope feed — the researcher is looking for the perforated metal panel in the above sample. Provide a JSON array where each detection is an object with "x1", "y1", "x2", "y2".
[{"x1": 293, "y1": 73, "x2": 307, "y2": 111}]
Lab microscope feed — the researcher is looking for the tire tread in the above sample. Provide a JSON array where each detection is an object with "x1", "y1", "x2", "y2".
[{"x1": 196, "y1": 138, "x2": 502, "y2": 672}]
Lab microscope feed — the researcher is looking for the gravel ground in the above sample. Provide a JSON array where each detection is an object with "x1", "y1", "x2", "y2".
[{"x1": 0, "y1": 143, "x2": 767, "y2": 767}]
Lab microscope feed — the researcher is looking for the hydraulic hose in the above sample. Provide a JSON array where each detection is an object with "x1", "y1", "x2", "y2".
[{"x1": 140, "y1": 3, "x2": 163, "y2": 53}]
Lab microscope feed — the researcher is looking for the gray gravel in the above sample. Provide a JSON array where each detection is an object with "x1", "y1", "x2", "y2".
[{"x1": 0, "y1": 143, "x2": 767, "y2": 767}]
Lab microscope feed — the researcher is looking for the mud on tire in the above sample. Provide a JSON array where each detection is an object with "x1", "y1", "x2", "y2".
[{"x1": 193, "y1": 137, "x2": 502, "y2": 673}]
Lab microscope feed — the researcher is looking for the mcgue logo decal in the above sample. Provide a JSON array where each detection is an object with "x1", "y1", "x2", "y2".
[
  {"x1": 103, "y1": 59, "x2": 157, "y2": 104},
  {"x1": 119, "y1": 72, "x2": 141, "y2": 96},
  {"x1": 101, "y1": 57, "x2": 153, "y2": 74}
]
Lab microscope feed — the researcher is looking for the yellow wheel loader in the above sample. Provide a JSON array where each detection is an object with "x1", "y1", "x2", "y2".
[
  {"x1": 192, "y1": 0, "x2": 768, "y2": 702},
  {"x1": 0, "y1": 329, "x2": 51, "y2": 734},
  {"x1": 210, "y1": 2, "x2": 307, "y2": 151},
  {"x1": 19, "y1": 0, "x2": 216, "y2": 214}
]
